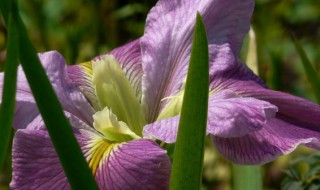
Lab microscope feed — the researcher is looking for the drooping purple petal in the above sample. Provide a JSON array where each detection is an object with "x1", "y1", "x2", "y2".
[
  {"x1": 237, "y1": 88, "x2": 320, "y2": 133},
  {"x1": 214, "y1": 61, "x2": 320, "y2": 133},
  {"x1": 11, "y1": 129, "x2": 71, "y2": 190},
  {"x1": 11, "y1": 113, "x2": 171, "y2": 190},
  {"x1": 213, "y1": 117, "x2": 320, "y2": 165},
  {"x1": 141, "y1": 0, "x2": 254, "y2": 122},
  {"x1": 207, "y1": 92, "x2": 277, "y2": 138},
  {"x1": 92, "y1": 139, "x2": 171, "y2": 190}
]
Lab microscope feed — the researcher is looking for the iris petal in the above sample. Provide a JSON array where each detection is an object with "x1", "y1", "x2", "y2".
[
  {"x1": 141, "y1": 0, "x2": 254, "y2": 122},
  {"x1": 213, "y1": 118, "x2": 320, "y2": 165},
  {"x1": 11, "y1": 112, "x2": 171, "y2": 190}
]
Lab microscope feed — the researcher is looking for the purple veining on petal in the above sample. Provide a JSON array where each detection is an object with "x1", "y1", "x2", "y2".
[
  {"x1": 11, "y1": 129, "x2": 71, "y2": 190},
  {"x1": 93, "y1": 139, "x2": 171, "y2": 190},
  {"x1": 141, "y1": 0, "x2": 254, "y2": 122},
  {"x1": 37, "y1": 51, "x2": 95, "y2": 125},
  {"x1": 207, "y1": 92, "x2": 278, "y2": 138},
  {"x1": 11, "y1": 111, "x2": 171, "y2": 190},
  {"x1": 143, "y1": 115, "x2": 180, "y2": 144},
  {"x1": 213, "y1": 117, "x2": 320, "y2": 165}
]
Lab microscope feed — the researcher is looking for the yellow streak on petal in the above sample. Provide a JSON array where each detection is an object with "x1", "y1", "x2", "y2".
[
  {"x1": 88, "y1": 138, "x2": 118, "y2": 175},
  {"x1": 80, "y1": 61, "x2": 93, "y2": 75}
]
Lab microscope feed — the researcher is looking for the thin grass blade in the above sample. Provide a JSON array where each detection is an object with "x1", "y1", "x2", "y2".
[{"x1": 169, "y1": 13, "x2": 209, "y2": 190}]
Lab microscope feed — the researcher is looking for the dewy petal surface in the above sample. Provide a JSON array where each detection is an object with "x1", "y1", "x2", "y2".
[
  {"x1": 213, "y1": 117, "x2": 320, "y2": 165},
  {"x1": 141, "y1": 0, "x2": 254, "y2": 122},
  {"x1": 11, "y1": 113, "x2": 171, "y2": 190}
]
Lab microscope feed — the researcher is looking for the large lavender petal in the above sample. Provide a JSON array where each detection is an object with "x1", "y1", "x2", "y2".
[
  {"x1": 141, "y1": 0, "x2": 254, "y2": 122},
  {"x1": 11, "y1": 114, "x2": 171, "y2": 190},
  {"x1": 213, "y1": 117, "x2": 320, "y2": 165}
]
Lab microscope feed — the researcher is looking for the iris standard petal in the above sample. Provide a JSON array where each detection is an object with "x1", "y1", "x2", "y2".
[
  {"x1": 212, "y1": 117, "x2": 320, "y2": 165},
  {"x1": 141, "y1": 0, "x2": 254, "y2": 122},
  {"x1": 207, "y1": 92, "x2": 278, "y2": 138}
]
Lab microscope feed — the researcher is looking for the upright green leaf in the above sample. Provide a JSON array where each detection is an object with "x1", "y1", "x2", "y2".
[
  {"x1": 0, "y1": 11, "x2": 19, "y2": 172},
  {"x1": 292, "y1": 36, "x2": 320, "y2": 103},
  {"x1": 4, "y1": 3, "x2": 99, "y2": 190},
  {"x1": 232, "y1": 165, "x2": 263, "y2": 190},
  {"x1": 169, "y1": 13, "x2": 209, "y2": 190}
]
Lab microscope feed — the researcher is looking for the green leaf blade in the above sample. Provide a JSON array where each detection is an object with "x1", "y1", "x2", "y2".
[
  {"x1": 169, "y1": 13, "x2": 209, "y2": 190},
  {"x1": 4, "y1": 4, "x2": 99, "y2": 190},
  {"x1": 0, "y1": 11, "x2": 19, "y2": 171}
]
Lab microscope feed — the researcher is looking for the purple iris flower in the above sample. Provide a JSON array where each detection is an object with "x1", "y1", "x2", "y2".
[{"x1": 1, "y1": 0, "x2": 320, "y2": 189}]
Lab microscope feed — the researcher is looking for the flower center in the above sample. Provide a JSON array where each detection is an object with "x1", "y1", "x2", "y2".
[{"x1": 92, "y1": 55, "x2": 146, "y2": 140}]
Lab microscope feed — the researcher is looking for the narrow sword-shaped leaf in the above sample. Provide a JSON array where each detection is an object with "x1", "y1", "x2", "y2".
[
  {"x1": 169, "y1": 13, "x2": 209, "y2": 190},
  {"x1": 0, "y1": 11, "x2": 19, "y2": 172},
  {"x1": 8, "y1": 4, "x2": 99, "y2": 190},
  {"x1": 292, "y1": 36, "x2": 320, "y2": 103},
  {"x1": 232, "y1": 165, "x2": 263, "y2": 190}
]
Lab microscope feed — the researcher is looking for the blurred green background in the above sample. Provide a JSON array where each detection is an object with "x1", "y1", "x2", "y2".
[{"x1": 0, "y1": 0, "x2": 319, "y2": 189}]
